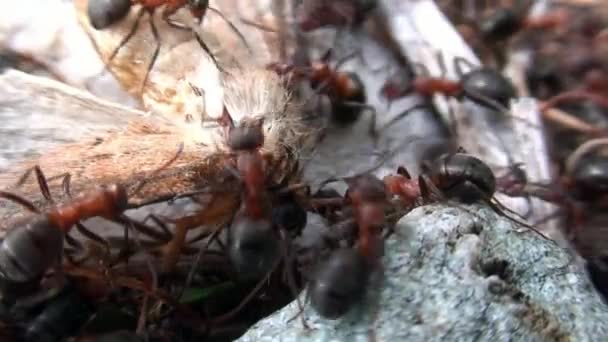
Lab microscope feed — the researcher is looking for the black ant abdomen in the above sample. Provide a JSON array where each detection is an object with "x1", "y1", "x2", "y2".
[
  {"x1": 271, "y1": 195, "x2": 307, "y2": 238},
  {"x1": 461, "y1": 68, "x2": 517, "y2": 109},
  {"x1": 330, "y1": 72, "x2": 367, "y2": 125},
  {"x1": 0, "y1": 216, "x2": 63, "y2": 284},
  {"x1": 227, "y1": 215, "x2": 279, "y2": 281},
  {"x1": 309, "y1": 248, "x2": 369, "y2": 319},
  {"x1": 429, "y1": 153, "x2": 496, "y2": 204},
  {"x1": 571, "y1": 157, "x2": 608, "y2": 201},
  {"x1": 479, "y1": 8, "x2": 521, "y2": 42},
  {"x1": 24, "y1": 288, "x2": 94, "y2": 342},
  {"x1": 87, "y1": 0, "x2": 132, "y2": 30}
]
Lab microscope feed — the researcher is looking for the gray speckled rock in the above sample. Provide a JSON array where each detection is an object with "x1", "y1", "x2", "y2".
[{"x1": 238, "y1": 204, "x2": 608, "y2": 342}]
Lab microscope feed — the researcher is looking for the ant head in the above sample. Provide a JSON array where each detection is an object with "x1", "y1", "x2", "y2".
[
  {"x1": 309, "y1": 248, "x2": 369, "y2": 319},
  {"x1": 87, "y1": 0, "x2": 132, "y2": 30},
  {"x1": 227, "y1": 215, "x2": 278, "y2": 280},
  {"x1": 227, "y1": 120, "x2": 265, "y2": 151}
]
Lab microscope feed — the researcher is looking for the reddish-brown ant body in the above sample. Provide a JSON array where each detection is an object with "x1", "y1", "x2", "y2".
[
  {"x1": 87, "y1": 0, "x2": 248, "y2": 91},
  {"x1": 0, "y1": 183, "x2": 128, "y2": 284},
  {"x1": 309, "y1": 174, "x2": 388, "y2": 318}
]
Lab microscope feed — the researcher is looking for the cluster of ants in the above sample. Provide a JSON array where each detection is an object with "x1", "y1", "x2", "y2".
[{"x1": 2, "y1": 0, "x2": 608, "y2": 340}]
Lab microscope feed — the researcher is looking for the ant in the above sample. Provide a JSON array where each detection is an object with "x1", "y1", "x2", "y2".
[
  {"x1": 295, "y1": 0, "x2": 377, "y2": 32},
  {"x1": 381, "y1": 55, "x2": 516, "y2": 115},
  {"x1": 0, "y1": 181, "x2": 133, "y2": 285},
  {"x1": 268, "y1": 49, "x2": 378, "y2": 137},
  {"x1": 446, "y1": 3, "x2": 569, "y2": 67},
  {"x1": 309, "y1": 174, "x2": 388, "y2": 318},
  {"x1": 86, "y1": 0, "x2": 250, "y2": 91}
]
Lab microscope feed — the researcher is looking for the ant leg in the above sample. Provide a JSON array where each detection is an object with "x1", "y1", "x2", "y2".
[
  {"x1": 160, "y1": 193, "x2": 239, "y2": 273},
  {"x1": 436, "y1": 50, "x2": 448, "y2": 79},
  {"x1": 76, "y1": 222, "x2": 111, "y2": 250},
  {"x1": 108, "y1": 8, "x2": 146, "y2": 63},
  {"x1": 140, "y1": 15, "x2": 162, "y2": 93},
  {"x1": 61, "y1": 174, "x2": 72, "y2": 198},
  {"x1": 488, "y1": 198, "x2": 553, "y2": 242},
  {"x1": 0, "y1": 191, "x2": 40, "y2": 213},
  {"x1": 375, "y1": 103, "x2": 429, "y2": 134},
  {"x1": 162, "y1": 16, "x2": 225, "y2": 74},
  {"x1": 453, "y1": 56, "x2": 476, "y2": 78},
  {"x1": 122, "y1": 216, "x2": 173, "y2": 243},
  {"x1": 277, "y1": 229, "x2": 310, "y2": 330},
  {"x1": 207, "y1": 6, "x2": 253, "y2": 54},
  {"x1": 33, "y1": 166, "x2": 53, "y2": 203},
  {"x1": 132, "y1": 142, "x2": 184, "y2": 195},
  {"x1": 411, "y1": 62, "x2": 430, "y2": 77},
  {"x1": 210, "y1": 257, "x2": 282, "y2": 325}
]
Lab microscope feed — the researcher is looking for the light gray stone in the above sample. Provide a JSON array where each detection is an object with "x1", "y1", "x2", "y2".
[{"x1": 238, "y1": 204, "x2": 608, "y2": 342}]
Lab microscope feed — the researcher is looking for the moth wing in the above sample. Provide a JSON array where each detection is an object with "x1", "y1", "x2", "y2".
[{"x1": 0, "y1": 70, "x2": 152, "y2": 171}]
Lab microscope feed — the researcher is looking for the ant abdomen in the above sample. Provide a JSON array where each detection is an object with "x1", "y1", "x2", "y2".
[
  {"x1": 227, "y1": 215, "x2": 279, "y2": 280},
  {"x1": 430, "y1": 153, "x2": 496, "y2": 203},
  {"x1": 479, "y1": 8, "x2": 521, "y2": 42},
  {"x1": 0, "y1": 216, "x2": 63, "y2": 284},
  {"x1": 461, "y1": 68, "x2": 517, "y2": 109},
  {"x1": 330, "y1": 72, "x2": 367, "y2": 125},
  {"x1": 87, "y1": 0, "x2": 132, "y2": 30},
  {"x1": 271, "y1": 195, "x2": 307, "y2": 237},
  {"x1": 24, "y1": 288, "x2": 94, "y2": 342},
  {"x1": 571, "y1": 157, "x2": 608, "y2": 201},
  {"x1": 309, "y1": 248, "x2": 369, "y2": 319}
]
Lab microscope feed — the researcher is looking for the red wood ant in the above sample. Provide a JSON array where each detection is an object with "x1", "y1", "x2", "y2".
[
  {"x1": 309, "y1": 174, "x2": 388, "y2": 318},
  {"x1": 268, "y1": 49, "x2": 377, "y2": 136},
  {"x1": 0, "y1": 182, "x2": 129, "y2": 284},
  {"x1": 381, "y1": 56, "x2": 517, "y2": 114},
  {"x1": 295, "y1": 0, "x2": 377, "y2": 32},
  {"x1": 86, "y1": 0, "x2": 250, "y2": 91}
]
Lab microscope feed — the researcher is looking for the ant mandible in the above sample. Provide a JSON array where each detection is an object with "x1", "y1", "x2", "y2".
[{"x1": 87, "y1": 0, "x2": 250, "y2": 91}]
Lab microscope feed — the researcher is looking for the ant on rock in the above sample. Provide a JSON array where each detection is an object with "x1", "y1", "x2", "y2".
[{"x1": 86, "y1": 0, "x2": 250, "y2": 91}]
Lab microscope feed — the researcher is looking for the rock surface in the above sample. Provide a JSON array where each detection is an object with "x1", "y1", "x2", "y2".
[{"x1": 238, "y1": 204, "x2": 608, "y2": 342}]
